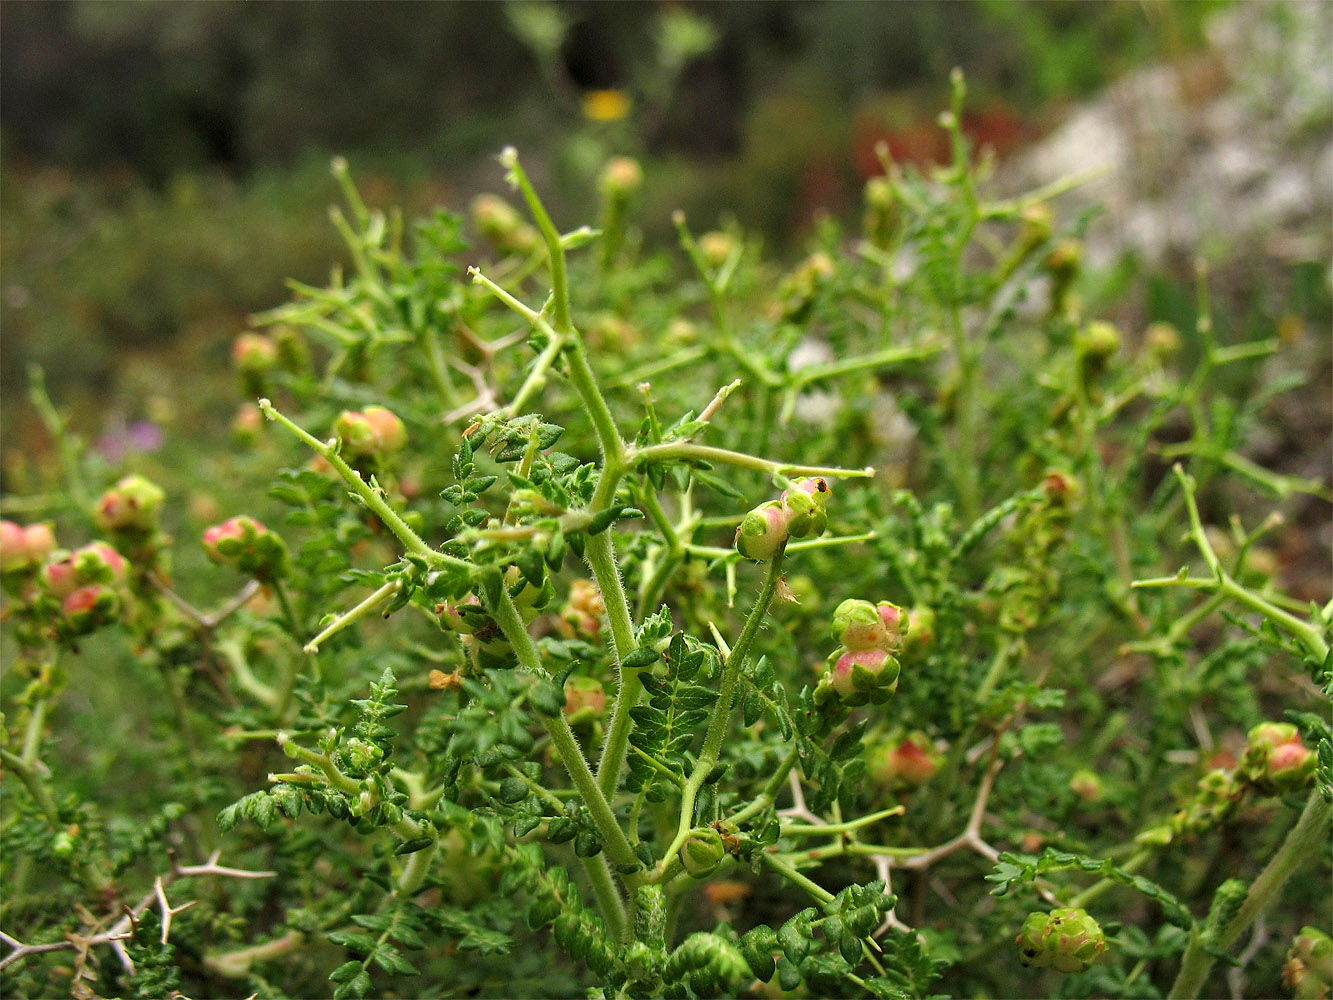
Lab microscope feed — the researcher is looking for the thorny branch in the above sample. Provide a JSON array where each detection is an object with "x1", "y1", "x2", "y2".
[{"x1": 0, "y1": 851, "x2": 276, "y2": 974}]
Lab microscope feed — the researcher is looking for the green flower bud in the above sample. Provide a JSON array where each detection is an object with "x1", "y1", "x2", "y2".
[
  {"x1": 1283, "y1": 926, "x2": 1333, "y2": 1000},
  {"x1": 862, "y1": 175, "x2": 899, "y2": 249},
  {"x1": 94, "y1": 474, "x2": 166, "y2": 534},
  {"x1": 698, "y1": 231, "x2": 737, "y2": 269},
  {"x1": 1069, "y1": 769, "x2": 1104, "y2": 803},
  {"x1": 333, "y1": 410, "x2": 378, "y2": 458},
  {"x1": 471, "y1": 193, "x2": 538, "y2": 254},
  {"x1": 1144, "y1": 321, "x2": 1182, "y2": 362},
  {"x1": 781, "y1": 477, "x2": 831, "y2": 538},
  {"x1": 681, "y1": 827, "x2": 726, "y2": 879},
  {"x1": 1017, "y1": 907, "x2": 1107, "y2": 973}
]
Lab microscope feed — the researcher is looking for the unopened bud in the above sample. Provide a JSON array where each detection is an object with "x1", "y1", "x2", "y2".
[
  {"x1": 563, "y1": 676, "x2": 607, "y2": 724},
  {"x1": 202, "y1": 516, "x2": 288, "y2": 580},
  {"x1": 735, "y1": 502, "x2": 788, "y2": 561},
  {"x1": 868, "y1": 733, "x2": 940, "y2": 787},
  {"x1": 1282, "y1": 926, "x2": 1333, "y2": 1000},
  {"x1": 828, "y1": 646, "x2": 900, "y2": 703},
  {"x1": 1241, "y1": 722, "x2": 1315, "y2": 795},
  {"x1": 681, "y1": 827, "x2": 726, "y2": 879},
  {"x1": 698, "y1": 232, "x2": 736, "y2": 269},
  {"x1": 1016, "y1": 908, "x2": 1107, "y2": 973},
  {"x1": 781, "y1": 478, "x2": 831, "y2": 539},
  {"x1": 61, "y1": 583, "x2": 121, "y2": 635},
  {"x1": 472, "y1": 193, "x2": 538, "y2": 254},
  {"x1": 600, "y1": 156, "x2": 643, "y2": 199},
  {"x1": 1, "y1": 521, "x2": 57, "y2": 575},
  {"x1": 232, "y1": 333, "x2": 278, "y2": 374},
  {"x1": 1069, "y1": 770, "x2": 1104, "y2": 803},
  {"x1": 1144, "y1": 321, "x2": 1182, "y2": 362},
  {"x1": 94, "y1": 474, "x2": 165, "y2": 533}
]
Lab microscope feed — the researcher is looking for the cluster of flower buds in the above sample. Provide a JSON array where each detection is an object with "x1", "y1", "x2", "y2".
[
  {"x1": 94, "y1": 474, "x2": 165, "y2": 535},
  {"x1": 39, "y1": 541, "x2": 130, "y2": 635},
  {"x1": 559, "y1": 578, "x2": 606, "y2": 639},
  {"x1": 333, "y1": 405, "x2": 408, "y2": 461},
  {"x1": 1238, "y1": 722, "x2": 1316, "y2": 796},
  {"x1": 814, "y1": 597, "x2": 907, "y2": 707},
  {"x1": 1016, "y1": 907, "x2": 1108, "y2": 974},
  {"x1": 1282, "y1": 926, "x2": 1333, "y2": 1000},
  {"x1": 734, "y1": 478, "x2": 831, "y2": 561},
  {"x1": 202, "y1": 516, "x2": 289, "y2": 581},
  {"x1": 866, "y1": 731, "x2": 941, "y2": 789},
  {"x1": 0, "y1": 520, "x2": 57, "y2": 576}
]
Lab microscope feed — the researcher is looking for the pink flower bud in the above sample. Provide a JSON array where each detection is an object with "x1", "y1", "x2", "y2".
[
  {"x1": 830, "y1": 647, "x2": 899, "y2": 700},
  {"x1": 334, "y1": 410, "x2": 379, "y2": 457},
  {"x1": 87, "y1": 542, "x2": 127, "y2": 581},
  {"x1": 362, "y1": 405, "x2": 407, "y2": 454},
  {"x1": 868, "y1": 733, "x2": 940, "y2": 787},
  {"x1": 1241, "y1": 722, "x2": 1316, "y2": 795},
  {"x1": 735, "y1": 502, "x2": 789, "y2": 561},
  {"x1": 202, "y1": 516, "x2": 288, "y2": 580},
  {"x1": 94, "y1": 474, "x2": 165, "y2": 533},
  {"x1": 1, "y1": 521, "x2": 57, "y2": 574},
  {"x1": 563, "y1": 676, "x2": 607, "y2": 723},
  {"x1": 61, "y1": 584, "x2": 121, "y2": 634},
  {"x1": 232, "y1": 333, "x2": 279, "y2": 373}
]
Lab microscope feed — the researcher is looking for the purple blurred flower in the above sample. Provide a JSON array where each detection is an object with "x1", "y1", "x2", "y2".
[{"x1": 96, "y1": 420, "x2": 164, "y2": 463}]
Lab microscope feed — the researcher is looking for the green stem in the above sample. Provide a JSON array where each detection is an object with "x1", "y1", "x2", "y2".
[
  {"x1": 1167, "y1": 791, "x2": 1331, "y2": 999},
  {"x1": 583, "y1": 853, "x2": 630, "y2": 944},
  {"x1": 760, "y1": 850, "x2": 834, "y2": 905},
  {"x1": 782, "y1": 807, "x2": 904, "y2": 837},
  {"x1": 303, "y1": 580, "x2": 402, "y2": 655},
  {"x1": 487, "y1": 585, "x2": 639, "y2": 873},
  {"x1": 204, "y1": 930, "x2": 307, "y2": 979},
  {"x1": 657, "y1": 550, "x2": 788, "y2": 879},
  {"x1": 1, "y1": 747, "x2": 111, "y2": 893},
  {"x1": 629, "y1": 442, "x2": 874, "y2": 481},
  {"x1": 259, "y1": 400, "x2": 443, "y2": 563}
]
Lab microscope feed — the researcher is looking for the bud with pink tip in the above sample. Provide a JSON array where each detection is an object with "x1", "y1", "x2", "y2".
[
  {"x1": 780, "y1": 477, "x2": 831, "y2": 539},
  {"x1": 1240, "y1": 722, "x2": 1316, "y2": 795},
  {"x1": 202, "y1": 516, "x2": 288, "y2": 581},
  {"x1": 1, "y1": 520, "x2": 58, "y2": 575},
  {"x1": 868, "y1": 732, "x2": 941, "y2": 788},
  {"x1": 826, "y1": 646, "x2": 900, "y2": 705},
  {"x1": 61, "y1": 584, "x2": 121, "y2": 635},
  {"x1": 334, "y1": 406, "x2": 407, "y2": 459},
  {"x1": 563, "y1": 676, "x2": 607, "y2": 724},
  {"x1": 735, "y1": 502, "x2": 789, "y2": 561},
  {"x1": 232, "y1": 333, "x2": 279, "y2": 373},
  {"x1": 94, "y1": 474, "x2": 166, "y2": 534}
]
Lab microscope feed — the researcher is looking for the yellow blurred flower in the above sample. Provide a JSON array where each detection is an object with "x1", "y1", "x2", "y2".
[{"x1": 582, "y1": 88, "x2": 631, "y2": 122}]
